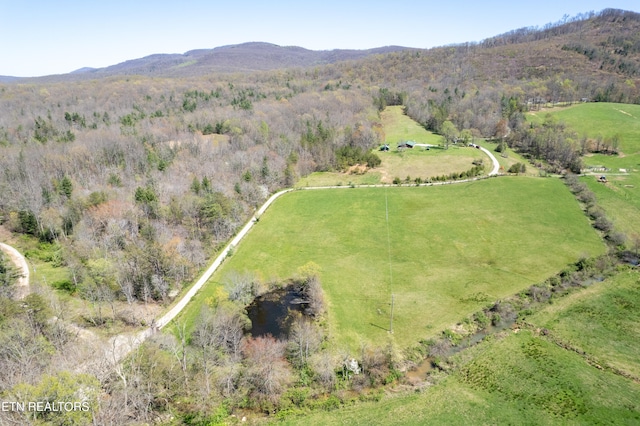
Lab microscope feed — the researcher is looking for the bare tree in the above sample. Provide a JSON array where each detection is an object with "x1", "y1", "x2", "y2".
[
  {"x1": 0, "y1": 318, "x2": 52, "y2": 389},
  {"x1": 308, "y1": 351, "x2": 337, "y2": 391},
  {"x1": 287, "y1": 316, "x2": 322, "y2": 367},
  {"x1": 304, "y1": 275, "x2": 325, "y2": 317},
  {"x1": 241, "y1": 336, "x2": 292, "y2": 407},
  {"x1": 191, "y1": 309, "x2": 217, "y2": 395},
  {"x1": 191, "y1": 305, "x2": 248, "y2": 396},
  {"x1": 224, "y1": 270, "x2": 262, "y2": 305}
]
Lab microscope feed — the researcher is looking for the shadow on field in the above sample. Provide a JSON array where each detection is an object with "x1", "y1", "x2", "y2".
[{"x1": 370, "y1": 322, "x2": 390, "y2": 332}]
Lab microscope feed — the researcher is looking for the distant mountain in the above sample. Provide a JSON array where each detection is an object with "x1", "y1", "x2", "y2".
[
  {"x1": 70, "y1": 67, "x2": 98, "y2": 74},
  {"x1": 45, "y1": 42, "x2": 411, "y2": 80},
  {"x1": 6, "y1": 8, "x2": 640, "y2": 84},
  {"x1": 0, "y1": 75, "x2": 20, "y2": 83}
]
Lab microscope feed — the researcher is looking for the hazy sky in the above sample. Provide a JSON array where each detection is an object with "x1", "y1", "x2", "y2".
[{"x1": 1, "y1": 0, "x2": 639, "y2": 77}]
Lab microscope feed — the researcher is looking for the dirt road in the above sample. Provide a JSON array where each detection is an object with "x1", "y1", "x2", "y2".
[{"x1": 0, "y1": 242, "x2": 30, "y2": 299}]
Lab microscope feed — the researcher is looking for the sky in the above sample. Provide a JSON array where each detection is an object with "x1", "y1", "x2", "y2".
[{"x1": 1, "y1": 0, "x2": 639, "y2": 77}]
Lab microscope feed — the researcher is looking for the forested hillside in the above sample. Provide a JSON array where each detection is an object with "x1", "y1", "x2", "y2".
[{"x1": 0, "y1": 8, "x2": 639, "y2": 424}]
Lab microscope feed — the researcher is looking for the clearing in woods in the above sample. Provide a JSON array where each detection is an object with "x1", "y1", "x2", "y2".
[
  {"x1": 297, "y1": 106, "x2": 488, "y2": 187},
  {"x1": 185, "y1": 177, "x2": 605, "y2": 348}
]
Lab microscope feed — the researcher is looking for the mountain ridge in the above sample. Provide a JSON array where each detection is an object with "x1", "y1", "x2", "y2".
[
  {"x1": 3, "y1": 8, "x2": 640, "y2": 84},
  {"x1": 5, "y1": 42, "x2": 412, "y2": 81},
  {"x1": 95, "y1": 42, "x2": 411, "y2": 76}
]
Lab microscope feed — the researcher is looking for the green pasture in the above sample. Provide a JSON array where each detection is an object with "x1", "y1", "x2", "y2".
[
  {"x1": 528, "y1": 102, "x2": 640, "y2": 155},
  {"x1": 378, "y1": 146, "x2": 486, "y2": 183},
  {"x1": 529, "y1": 268, "x2": 640, "y2": 378},
  {"x1": 298, "y1": 106, "x2": 490, "y2": 186},
  {"x1": 183, "y1": 177, "x2": 605, "y2": 348},
  {"x1": 279, "y1": 328, "x2": 640, "y2": 425},
  {"x1": 297, "y1": 147, "x2": 486, "y2": 187},
  {"x1": 528, "y1": 102, "x2": 640, "y2": 244},
  {"x1": 380, "y1": 106, "x2": 444, "y2": 145},
  {"x1": 476, "y1": 140, "x2": 539, "y2": 176},
  {"x1": 296, "y1": 171, "x2": 382, "y2": 188},
  {"x1": 583, "y1": 170, "x2": 640, "y2": 243}
]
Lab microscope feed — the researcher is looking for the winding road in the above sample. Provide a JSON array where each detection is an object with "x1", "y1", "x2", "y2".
[
  {"x1": 1, "y1": 145, "x2": 502, "y2": 372},
  {"x1": 152, "y1": 144, "x2": 501, "y2": 334},
  {"x1": 480, "y1": 146, "x2": 501, "y2": 176}
]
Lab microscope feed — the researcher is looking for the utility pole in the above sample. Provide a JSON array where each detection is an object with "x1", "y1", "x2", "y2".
[{"x1": 390, "y1": 293, "x2": 394, "y2": 333}]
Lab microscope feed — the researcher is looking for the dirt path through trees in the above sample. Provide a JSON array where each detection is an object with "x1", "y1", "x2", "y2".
[{"x1": 0, "y1": 242, "x2": 30, "y2": 299}]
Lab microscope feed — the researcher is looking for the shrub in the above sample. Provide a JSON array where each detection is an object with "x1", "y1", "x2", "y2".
[
  {"x1": 606, "y1": 232, "x2": 627, "y2": 247},
  {"x1": 587, "y1": 206, "x2": 606, "y2": 221},
  {"x1": 428, "y1": 339, "x2": 453, "y2": 358},
  {"x1": 594, "y1": 216, "x2": 613, "y2": 232},
  {"x1": 322, "y1": 395, "x2": 341, "y2": 411},
  {"x1": 528, "y1": 284, "x2": 551, "y2": 303},
  {"x1": 442, "y1": 329, "x2": 462, "y2": 345},
  {"x1": 474, "y1": 311, "x2": 490, "y2": 329},
  {"x1": 365, "y1": 152, "x2": 382, "y2": 168},
  {"x1": 491, "y1": 313, "x2": 502, "y2": 325},
  {"x1": 52, "y1": 279, "x2": 76, "y2": 294},
  {"x1": 577, "y1": 190, "x2": 596, "y2": 205},
  {"x1": 508, "y1": 162, "x2": 526, "y2": 173}
]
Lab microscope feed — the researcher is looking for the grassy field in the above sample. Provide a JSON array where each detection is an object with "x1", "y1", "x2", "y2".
[
  {"x1": 296, "y1": 170, "x2": 383, "y2": 187},
  {"x1": 528, "y1": 102, "x2": 640, "y2": 244},
  {"x1": 278, "y1": 270, "x2": 640, "y2": 425},
  {"x1": 279, "y1": 327, "x2": 640, "y2": 425},
  {"x1": 476, "y1": 140, "x2": 540, "y2": 176},
  {"x1": 182, "y1": 177, "x2": 605, "y2": 348},
  {"x1": 8, "y1": 235, "x2": 72, "y2": 289},
  {"x1": 380, "y1": 106, "x2": 444, "y2": 146},
  {"x1": 528, "y1": 102, "x2": 640, "y2": 155},
  {"x1": 298, "y1": 106, "x2": 491, "y2": 186},
  {"x1": 528, "y1": 268, "x2": 640, "y2": 378}
]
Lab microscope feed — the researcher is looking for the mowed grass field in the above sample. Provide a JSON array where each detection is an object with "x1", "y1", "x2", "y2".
[
  {"x1": 184, "y1": 177, "x2": 604, "y2": 348},
  {"x1": 380, "y1": 105, "x2": 443, "y2": 145},
  {"x1": 528, "y1": 102, "x2": 640, "y2": 244},
  {"x1": 529, "y1": 102, "x2": 640, "y2": 155},
  {"x1": 279, "y1": 270, "x2": 640, "y2": 425},
  {"x1": 298, "y1": 106, "x2": 488, "y2": 187}
]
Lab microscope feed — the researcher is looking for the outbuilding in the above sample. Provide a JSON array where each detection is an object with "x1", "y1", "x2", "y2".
[{"x1": 397, "y1": 141, "x2": 415, "y2": 149}]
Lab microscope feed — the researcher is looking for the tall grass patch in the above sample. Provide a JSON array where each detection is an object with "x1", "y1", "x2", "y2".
[{"x1": 529, "y1": 269, "x2": 640, "y2": 378}]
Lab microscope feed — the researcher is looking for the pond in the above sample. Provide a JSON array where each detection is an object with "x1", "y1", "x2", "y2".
[{"x1": 246, "y1": 286, "x2": 308, "y2": 339}]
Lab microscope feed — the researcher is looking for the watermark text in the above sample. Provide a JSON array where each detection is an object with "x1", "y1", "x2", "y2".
[{"x1": 1, "y1": 401, "x2": 90, "y2": 412}]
